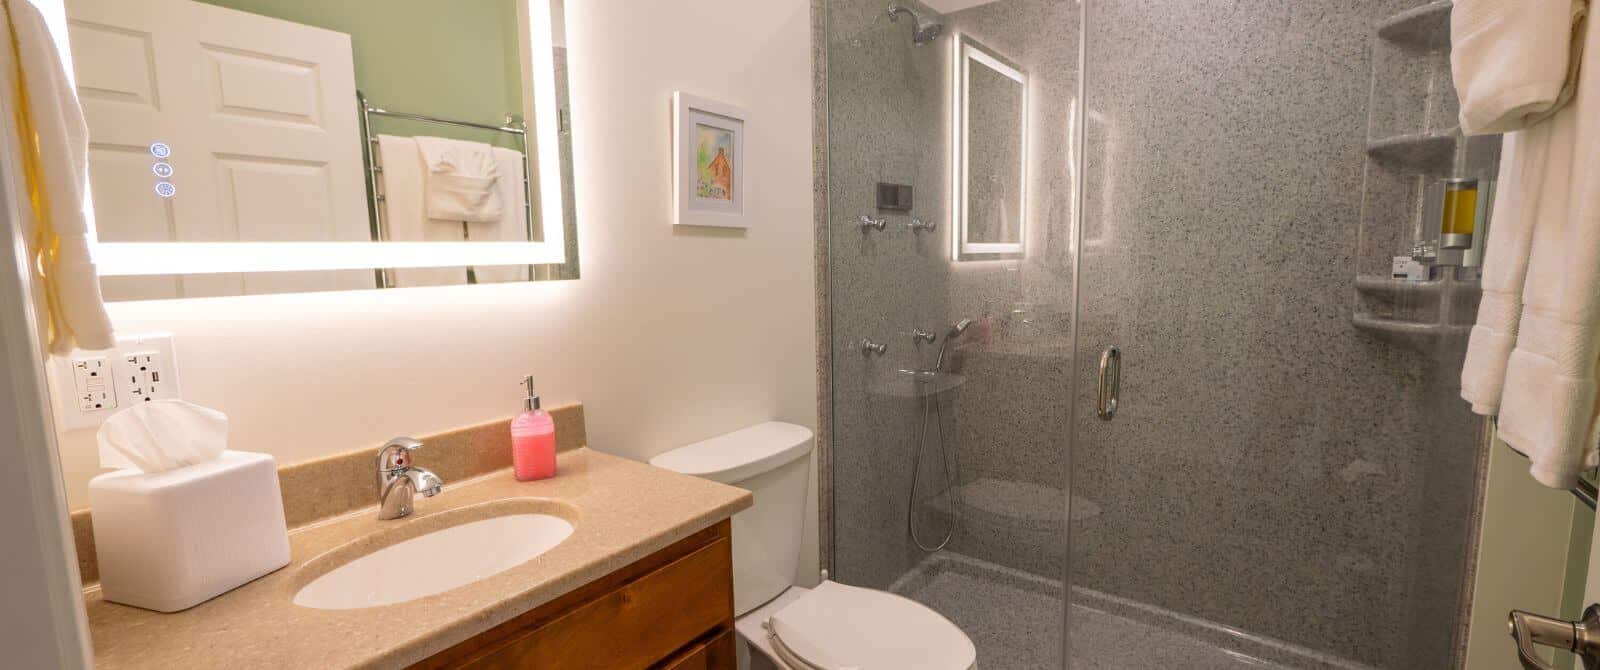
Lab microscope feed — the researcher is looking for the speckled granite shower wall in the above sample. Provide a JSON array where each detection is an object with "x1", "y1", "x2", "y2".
[
  {"x1": 827, "y1": 0, "x2": 954, "y2": 590},
  {"x1": 825, "y1": 0, "x2": 1485, "y2": 668}
]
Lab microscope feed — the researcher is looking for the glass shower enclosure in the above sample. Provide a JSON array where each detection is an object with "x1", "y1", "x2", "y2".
[{"x1": 823, "y1": 1, "x2": 1488, "y2": 668}]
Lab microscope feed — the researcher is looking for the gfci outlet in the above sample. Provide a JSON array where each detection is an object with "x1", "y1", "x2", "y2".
[{"x1": 51, "y1": 332, "x2": 182, "y2": 432}]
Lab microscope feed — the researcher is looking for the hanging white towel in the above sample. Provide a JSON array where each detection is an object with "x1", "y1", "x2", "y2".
[
  {"x1": 1451, "y1": 0, "x2": 1589, "y2": 134},
  {"x1": 3, "y1": 0, "x2": 113, "y2": 354},
  {"x1": 1496, "y1": 17, "x2": 1600, "y2": 489},
  {"x1": 376, "y1": 134, "x2": 466, "y2": 287},
  {"x1": 1462, "y1": 116, "x2": 1564, "y2": 414},
  {"x1": 467, "y1": 146, "x2": 530, "y2": 284},
  {"x1": 413, "y1": 136, "x2": 502, "y2": 223}
]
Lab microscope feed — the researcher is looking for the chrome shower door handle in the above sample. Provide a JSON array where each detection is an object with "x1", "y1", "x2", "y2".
[
  {"x1": 1096, "y1": 345, "x2": 1121, "y2": 421},
  {"x1": 1509, "y1": 605, "x2": 1600, "y2": 670}
]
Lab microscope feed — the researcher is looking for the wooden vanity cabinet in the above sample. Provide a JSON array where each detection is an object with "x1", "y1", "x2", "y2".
[{"x1": 416, "y1": 520, "x2": 736, "y2": 670}]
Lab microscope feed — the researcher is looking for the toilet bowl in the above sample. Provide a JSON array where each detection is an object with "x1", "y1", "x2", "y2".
[{"x1": 650, "y1": 422, "x2": 976, "y2": 670}]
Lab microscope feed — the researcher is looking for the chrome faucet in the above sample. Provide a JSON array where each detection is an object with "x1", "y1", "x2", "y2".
[{"x1": 375, "y1": 437, "x2": 443, "y2": 520}]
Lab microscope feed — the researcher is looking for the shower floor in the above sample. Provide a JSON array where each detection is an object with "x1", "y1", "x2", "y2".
[{"x1": 887, "y1": 553, "x2": 1371, "y2": 670}]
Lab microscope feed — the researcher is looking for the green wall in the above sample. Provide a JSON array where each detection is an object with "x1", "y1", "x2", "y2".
[
  {"x1": 1466, "y1": 437, "x2": 1593, "y2": 670},
  {"x1": 197, "y1": 0, "x2": 526, "y2": 148}
]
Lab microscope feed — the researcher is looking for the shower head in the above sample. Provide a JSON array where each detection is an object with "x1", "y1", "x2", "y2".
[{"x1": 886, "y1": 4, "x2": 944, "y2": 45}]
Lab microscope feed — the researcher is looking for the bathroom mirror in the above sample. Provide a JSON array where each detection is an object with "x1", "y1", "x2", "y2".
[
  {"x1": 55, "y1": 0, "x2": 577, "y2": 300},
  {"x1": 953, "y1": 34, "x2": 1025, "y2": 261}
]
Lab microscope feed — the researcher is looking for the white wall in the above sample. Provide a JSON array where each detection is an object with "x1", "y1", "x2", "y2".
[{"x1": 53, "y1": 0, "x2": 819, "y2": 580}]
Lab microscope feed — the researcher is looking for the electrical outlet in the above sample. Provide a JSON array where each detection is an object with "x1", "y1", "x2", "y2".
[
  {"x1": 119, "y1": 350, "x2": 168, "y2": 405},
  {"x1": 51, "y1": 332, "x2": 181, "y2": 432},
  {"x1": 70, "y1": 355, "x2": 117, "y2": 412}
]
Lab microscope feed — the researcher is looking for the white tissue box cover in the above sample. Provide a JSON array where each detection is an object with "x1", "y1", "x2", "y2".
[{"x1": 89, "y1": 450, "x2": 290, "y2": 612}]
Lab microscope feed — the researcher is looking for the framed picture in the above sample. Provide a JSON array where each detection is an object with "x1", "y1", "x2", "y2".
[{"x1": 672, "y1": 92, "x2": 748, "y2": 228}]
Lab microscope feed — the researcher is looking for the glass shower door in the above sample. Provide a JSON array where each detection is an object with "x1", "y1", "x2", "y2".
[
  {"x1": 1066, "y1": 1, "x2": 1484, "y2": 668},
  {"x1": 824, "y1": 0, "x2": 1079, "y2": 667}
]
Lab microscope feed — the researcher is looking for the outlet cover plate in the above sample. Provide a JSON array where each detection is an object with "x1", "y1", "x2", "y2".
[{"x1": 51, "y1": 332, "x2": 181, "y2": 432}]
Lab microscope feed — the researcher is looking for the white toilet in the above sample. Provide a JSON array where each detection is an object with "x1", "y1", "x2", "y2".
[{"x1": 650, "y1": 422, "x2": 977, "y2": 670}]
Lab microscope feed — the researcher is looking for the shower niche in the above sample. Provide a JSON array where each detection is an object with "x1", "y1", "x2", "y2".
[{"x1": 1353, "y1": 0, "x2": 1500, "y2": 352}]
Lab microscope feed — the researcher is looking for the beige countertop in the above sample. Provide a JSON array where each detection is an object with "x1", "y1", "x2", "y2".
[{"x1": 82, "y1": 448, "x2": 752, "y2": 669}]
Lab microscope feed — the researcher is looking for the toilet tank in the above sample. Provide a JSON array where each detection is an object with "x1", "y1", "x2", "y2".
[{"x1": 649, "y1": 422, "x2": 813, "y2": 615}]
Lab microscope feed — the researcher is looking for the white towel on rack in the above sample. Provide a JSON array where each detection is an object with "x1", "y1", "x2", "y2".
[
  {"x1": 413, "y1": 136, "x2": 502, "y2": 223},
  {"x1": 1461, "y1": 118, "x2": 1564, "y2": 414},
  {"x1": 1451, "y1": 0, "x2": 1589, "y2": 134},
  {"x1": 376, "y1": 135, "x2": 467, "y2": 287},
  {"x1": 467, "y1": 146, "x2": 531, "y2": 283},
  {"x1": 1495, "y1": 16, "x2": 1600, "y2": 489}
]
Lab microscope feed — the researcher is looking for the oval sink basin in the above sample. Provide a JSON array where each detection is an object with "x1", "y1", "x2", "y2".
[{"x1": 294, "y1": 512, "x2": 574, "y2": 610}]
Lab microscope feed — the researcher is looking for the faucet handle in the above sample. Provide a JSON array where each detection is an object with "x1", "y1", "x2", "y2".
[{"x1": 376, "y1": 436, "x2": 423, "y2": 472}]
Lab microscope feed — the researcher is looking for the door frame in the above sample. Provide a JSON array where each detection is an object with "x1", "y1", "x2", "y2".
[{"x1": 0, "y1": 1, "x2": 94, "y2": 660}]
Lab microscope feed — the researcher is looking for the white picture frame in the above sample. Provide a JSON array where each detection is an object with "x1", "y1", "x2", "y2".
[{"x1": 672, "y1": 92, "x2": 748, "y2": 228}]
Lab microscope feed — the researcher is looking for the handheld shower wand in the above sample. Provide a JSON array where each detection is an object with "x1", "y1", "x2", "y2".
[
  {"x1": 934, "y1": 318, "x2": 974, "y2": 370},
  {"x1": 909, "y1": 318, "x2": 974, "y2": 553}
]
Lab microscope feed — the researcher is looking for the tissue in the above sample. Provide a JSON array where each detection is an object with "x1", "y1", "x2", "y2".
[{"x1": 96, "y1": 399, "x2": 228, "y2": 473}]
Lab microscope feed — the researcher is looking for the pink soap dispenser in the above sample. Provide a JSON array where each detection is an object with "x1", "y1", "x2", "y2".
[{"x1": 512, "y1": 375, "x2": 557, "y2": 481}]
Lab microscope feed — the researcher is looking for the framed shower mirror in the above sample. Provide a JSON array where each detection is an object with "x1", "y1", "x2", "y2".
[
  {"x1": 53, "y1": 0, "x2": 577, "y2": 300},
  {"x1": 953, "y1": 34, "x2": 1026, "y2": 261}
]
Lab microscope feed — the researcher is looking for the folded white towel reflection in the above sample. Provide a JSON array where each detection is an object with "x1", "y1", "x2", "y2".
[
  {"x1": 467, "y1": 146, "x2": 532, "y2": 284},
  {"x1": 377, "y1": 134, "x2": 465, "y2": 287},
  {"x1": 97, "y1": 399, "x2": 228, "y2": 473},
  {"x1": 414, "y1": 136, "x2": 502, "y2": 222},
  {"x1": 1451, "y1": 0, "x2": 1588, "y2": 134}
]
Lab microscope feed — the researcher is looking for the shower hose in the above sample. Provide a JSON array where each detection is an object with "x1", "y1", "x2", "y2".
[{"x1": 909, "y1": 388, "x2": 956, "y2": 552}]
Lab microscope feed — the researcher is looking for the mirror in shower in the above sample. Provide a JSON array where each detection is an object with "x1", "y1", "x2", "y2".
[
  {"x1": 60, "y1": 0, "x2": 577, "y2": 299},
  {"x1": 953, "y1": 34, "x2": 1025, "y2": 261}
]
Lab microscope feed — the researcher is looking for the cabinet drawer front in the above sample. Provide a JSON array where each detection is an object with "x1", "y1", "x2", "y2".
[
  {"x1": 657, "y1": 630, "x2": 735, "y2": 670},
  {"x1": 467, "y1": 536, "x2": 733, "y2": 669}
]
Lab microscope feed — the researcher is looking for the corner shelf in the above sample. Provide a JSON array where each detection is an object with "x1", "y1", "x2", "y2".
[
  {"x1": 1366, "y1": 131, "x2": 1457, "y2": 174},
  {"x1": 1377, "y1": 1, "x2": 1453, "y2": 51},
  {"x1": 1354, "y1": 275, "x2": 1445, "y2": 301},
  {"x1": 1351, "y1": 312, "x2": 1468, "y2": 350}
]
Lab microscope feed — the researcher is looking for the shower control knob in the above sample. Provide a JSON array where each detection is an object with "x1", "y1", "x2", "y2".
[
  {"x1": 859, "y1": 215, "x2": 888, "y2": 232},
  {"x1": 907, "y1": 217, "x2": 937, "y2": 232},
  {"x1": 860, "y1": 338, "x2": 888, "y2": 356}
]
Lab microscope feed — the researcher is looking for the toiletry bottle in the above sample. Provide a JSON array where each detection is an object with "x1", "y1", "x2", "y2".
[{"x1": 512, "y1": 376, "x2": 557, "y2": 481}]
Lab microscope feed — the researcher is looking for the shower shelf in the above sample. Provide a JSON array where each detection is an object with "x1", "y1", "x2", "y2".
[
  {"x1": 870, "y1": 369, "x2": 966, "y2": 398},
  {"x1": 1354, "y1": 275, "x2": 1444, "y2": 301},
  {"x1": 1351, "y1": 312, "x2": 1468, "y2": 349},
  {"x1": 1377, "y1": 1, "x2": 1453, "y2": 51},
  {"x1": 1365, "y1": 131, "x2": 1457, "y2": 174}
]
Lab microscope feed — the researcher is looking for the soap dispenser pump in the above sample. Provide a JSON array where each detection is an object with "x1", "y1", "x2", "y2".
[{"x1": 511, "y1": 375, "x2": 557, "y2": 481}]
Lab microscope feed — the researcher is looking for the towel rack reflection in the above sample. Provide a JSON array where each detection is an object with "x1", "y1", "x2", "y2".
[{"x1": 356, "y1": 90, "x2": 538, "y2": 286}]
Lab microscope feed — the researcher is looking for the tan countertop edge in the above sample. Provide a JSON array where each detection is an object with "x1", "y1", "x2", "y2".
[{"x1": 83, "y1": 447, "x2": 753, "y2": 670}]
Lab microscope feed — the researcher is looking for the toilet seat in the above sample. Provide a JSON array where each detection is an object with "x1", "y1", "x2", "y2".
[{"x1": 756, "y1": 581, "x2": 976, "y2": 670}]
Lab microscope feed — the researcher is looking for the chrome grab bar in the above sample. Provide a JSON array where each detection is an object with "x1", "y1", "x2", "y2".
[{"x1": 1096, "y1": 345, "x2": 1120, "y2": 421}]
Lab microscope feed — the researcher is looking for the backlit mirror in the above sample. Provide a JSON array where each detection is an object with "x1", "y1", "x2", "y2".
[
  {"x1": 953, "y1": 34, "x2": 1025, "y2": 261},
  {"x1": 56, "y1": 0, "x2": 576, "y2": 299}
]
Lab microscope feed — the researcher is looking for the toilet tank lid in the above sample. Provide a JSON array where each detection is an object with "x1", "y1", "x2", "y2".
[{"x1": 649, "y1": 422, "x2": 814, "y2": 484}]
